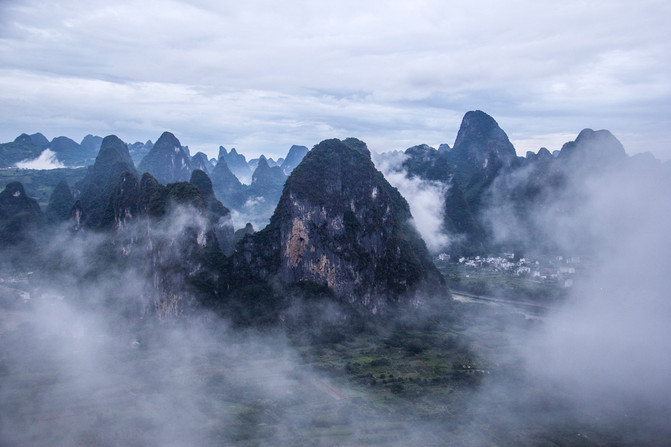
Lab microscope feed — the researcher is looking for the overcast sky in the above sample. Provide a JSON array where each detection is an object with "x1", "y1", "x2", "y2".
[{"x1": 1, "y1": 0, "x2": 670, "y2": 160}]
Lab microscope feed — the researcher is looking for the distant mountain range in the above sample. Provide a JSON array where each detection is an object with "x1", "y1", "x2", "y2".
[{"x1": 1, "y1": 110, "x2": 668, "y2": 319}]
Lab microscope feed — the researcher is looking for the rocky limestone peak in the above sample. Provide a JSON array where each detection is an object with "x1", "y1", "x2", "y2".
[
  {"x1": 30, "y1": 133, "x2": 49, "y2": 148},
  {"x1": 191, "y1": 152, "x2": 212, "y2": 174},
  {"x1": 138, "y1": 173, "x2": 162, "y2": 216},
  {"x1": 49, "y1": 136, "x2": 92, "y2": 166},
  {"x1": 342, "y1": 137, "x2": 371, "y2": 158},
  {"x1": 14, "y1": 134, "x2": 32, "y2": 144},
  {"x1": 219, "y1": 147, "x2": 251, "y2": 183},
  {"x1": 107, "y1": 171, "x2": 140, "y2": 229},
  {"x1": 218, "y1": 146, "x2": 227, "y2": 160},
  {"x1": 233, "y1": 138, "x2": 446, "y2": 313},
  {"x1": 448, "y1": 110, "x2": 517, "y2": 184},
  {"x1": 402, "y1": 144, "x2": 452, "y2": 183},
  {"x1": 190, "y1": 169, "x2": 215, "y2": 200},
  {"x1": 190, "y1": 169, "x2": 235, "y2": 255},
  {"x1": 537, "y1": 147, "x2": 553, "y2": 161},
  {"x1": 138, "y1": 131, "x2": 192, "y2": 185},
  {"x1": 251, "y1": 156, "x2": 286, "y2": 188},
  {"x1": 80, "y1": 134, "x2": 103, "y2": 154},
  {"x1": 559, "y1": 128, "x2": 626, "y2": 164},
  {"x1": 0, "y1": 181, "x2": 43, "y2": 245},
  {"x1": 96, "y1": 135, "x2": 136, "y2": 172},
  {"x1": 210, "y1": 156, "x2": 243, "y2": 207},
  {"x1": 438, "y1": 143, "x2": 451, "y2": 153},
  {"x1": 1, "y1": 182, "x2": 27, "y2": 201},
  {"x1": 405, "y1": 144, "x2": 436, "y2": 158},
  {"x1": 401, "y1": 144, "x2": 483, "y2": 255},
  {"x1": 76, "y1": 134, "x2": 137, "y2": 228},
  {"x1": 45, "y1": 179, "x2": 74, "y2": 224}
]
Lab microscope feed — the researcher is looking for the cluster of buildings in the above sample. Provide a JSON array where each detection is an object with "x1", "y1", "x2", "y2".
[{"x1": 437, "y1": 253, "x2": 581, "y2": 288}]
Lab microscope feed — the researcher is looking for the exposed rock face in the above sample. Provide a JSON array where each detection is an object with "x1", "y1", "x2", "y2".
[
  {"x1": 190, "y1": 170, "x2": 235, "y2": 255},
  {"x1": 447, "y1": 110, "x2": 518, "y2": 186},
  {"x1": 233, "y1": 138, "x2": 446, "y2": 313},
  {"x1": 138, "y1": 132, "x2": 192, "y2": 185},
  {"x1": 280, "y1": 145, "x2": 309, "y2": 175},
  {"x1": 97, "y1": 171, "x2": 225, "y2": 318},
  {"x1": 106, "y1": 171, "x2": 140, "y2": 230},
  {"x1": 76, "y1": 135, "x2": 137, "y2": 228},
  {"x1": 443, "y1": 110, "x2": 519, "y2": 216}
]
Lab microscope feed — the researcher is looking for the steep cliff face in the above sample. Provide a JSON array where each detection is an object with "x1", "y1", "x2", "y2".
[
  {"x1": 233, "y1": 138, "x2": 446, "y2": 313},
  {"x1": 101, "y1": 174, "x2": 224, "y2": 319},
  {"x1": 448, "y1": 110, "x2": 517, "y2": 183},
  {"x1": 446, "y1": 110, "x2": 519, "y2": 215},
  {"x1": 76, "y1": 134, "x2": 137, "y2": 228},
  {"x1": 138, "y1": 132, "x2": 192, "y2": 185},
  {"x1": 190, "y1": 169, "x2": 235, "y2": 255},
  {"x1": 280, "y1": 145, "x2": 309, "y2": 175},
  {"x1": 105, "y1": 171, "x2": 140, "y2": 230}
]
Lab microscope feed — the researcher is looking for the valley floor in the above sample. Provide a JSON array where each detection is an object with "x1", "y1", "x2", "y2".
[{"x1": 0, "y1": 273, "x2": 669, "y2": 446}]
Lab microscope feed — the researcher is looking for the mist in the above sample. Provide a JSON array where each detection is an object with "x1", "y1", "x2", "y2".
[
  {"x1": 2, "y1": 141, "x2": 671, "y2": 445},
  {"x1": 373, "y1": 150, "x2": 451, "y2": 253},
  {"x1": 471, "y1": 148, "x2": 671, "y2": 442},
  {"x1": 0, "y1": 206, "x2": 371, "y2": 446},
  {"x1": 15, "y1": 149, "x2": 65, "y2": 170}
]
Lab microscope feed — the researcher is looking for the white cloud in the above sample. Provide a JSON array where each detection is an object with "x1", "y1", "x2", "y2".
[
  {"x1": 0, "y1": 0, "x2": 670, "y2": 159},
  {"x1": 15, "y1": 149, "x2": 65, "y2": 169}
]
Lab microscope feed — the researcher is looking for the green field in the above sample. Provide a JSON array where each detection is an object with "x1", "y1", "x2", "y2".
[{"x1": 437, "y1": 260, "x2": 569, "y2": 304}]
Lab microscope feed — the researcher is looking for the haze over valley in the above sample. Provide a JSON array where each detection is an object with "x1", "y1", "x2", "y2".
[
  {"x1": 2, "y1": 0, "x2": 671, "y2": 444},
  {"x1": 1, "y1": 110, "x2": 670, "y2": 446}
]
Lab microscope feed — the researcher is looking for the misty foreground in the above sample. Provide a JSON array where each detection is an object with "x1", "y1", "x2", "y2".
[{"x1": 1, "y1": 274, "x2": 670, "y2": 446}]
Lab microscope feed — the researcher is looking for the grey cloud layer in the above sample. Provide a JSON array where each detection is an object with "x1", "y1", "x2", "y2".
[{"x1": 1, "y1": 0, "x2": 670, "y2": 159}]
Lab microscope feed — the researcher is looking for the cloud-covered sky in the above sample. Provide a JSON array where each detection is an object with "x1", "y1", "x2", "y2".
[{"x1": 1, "y1": 0, "x2": 669, "y2": 160}]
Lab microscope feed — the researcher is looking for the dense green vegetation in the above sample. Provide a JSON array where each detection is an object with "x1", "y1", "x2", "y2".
[{"x1": 0, "y1": 167, "x2": 87, "y2": 209}]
